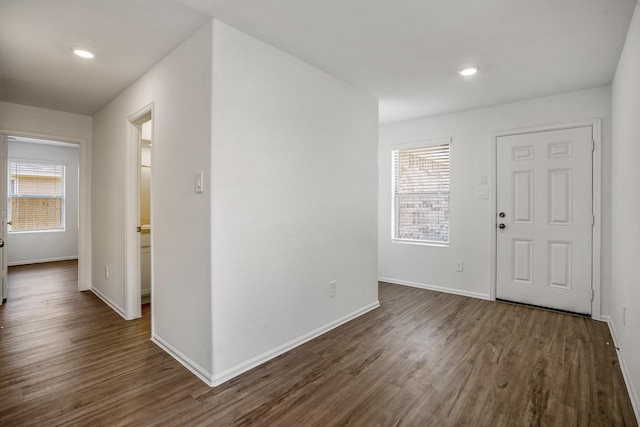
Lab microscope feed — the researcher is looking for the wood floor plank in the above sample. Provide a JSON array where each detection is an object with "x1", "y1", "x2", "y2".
[{"x1": 0, "y1": 263, "x2": 637, "y2": 426}]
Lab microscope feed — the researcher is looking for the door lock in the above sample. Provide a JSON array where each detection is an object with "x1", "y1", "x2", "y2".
[
  {"x1": 498, "y1": 223, "x2": 506, "y2": 229},
  {"x1": 499, "y1": 212, "x2": 505, "y2": 218}
]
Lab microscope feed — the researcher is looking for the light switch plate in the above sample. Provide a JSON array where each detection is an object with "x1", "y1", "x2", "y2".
[{"x1": 195, "y1": 171, "x2": 204, "y2": 193}]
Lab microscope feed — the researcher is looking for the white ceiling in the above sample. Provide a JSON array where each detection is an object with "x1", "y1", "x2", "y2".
[
  {"x1": 0, "y1": 0, "x2": 636, "y2": 124},
  {"x1": 0, "y1": 0, "x2": 209, "y2": 115}
]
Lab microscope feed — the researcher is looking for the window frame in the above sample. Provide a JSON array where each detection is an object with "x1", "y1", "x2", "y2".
[
  {"x1": 391, "y1": 138, "x2": 451, "y2": 246},
  {"x1": 7, "y1": 158, "x2": 67, "y2": 234}
]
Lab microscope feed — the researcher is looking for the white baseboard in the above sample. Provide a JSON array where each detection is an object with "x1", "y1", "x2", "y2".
[
  {"x1": 602, "y1": 315, "x2": 640, "y2": 423},
  {"x1": 211, "y1": 301, "x2": 381, "y2": 386},
  {"x1": 151, "y1": 335, "x2": 214, "y2": 386},
  {"x1": 8, "y1": 255, "x2": 78, "y2": 267},
  {"x1": 379, "y1": 277, "x2": 490, "y2": 301},
  {"x1": 90, "y1": 286, "x2": 126, "y2": 320}
]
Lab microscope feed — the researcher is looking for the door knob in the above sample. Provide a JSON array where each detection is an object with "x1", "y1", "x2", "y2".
[
  {"x1": 0, "y1": 238, "x2": 4, "y2": 248},
  {"x1": 498, "y1": 223, "x2": 506, "y2": 229}
]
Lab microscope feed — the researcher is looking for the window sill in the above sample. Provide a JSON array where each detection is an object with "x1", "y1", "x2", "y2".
[
  {"x1": 392, "y1": 239, "x2": 449, "y2": 248},
  {"x1": 8, "y1": 229, "x2": 66, "y2": 235}
]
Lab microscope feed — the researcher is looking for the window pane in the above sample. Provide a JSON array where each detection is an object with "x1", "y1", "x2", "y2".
[
  {"x1": 393, "y1": 144, "x2": 450, "y2": 243},
  {"x1": 8, "y1": 161, "x2": 65, "y2": 232},
  {"x1": 11, "y1": 162, "x2": 64, "y2": 196},
  {"x1": 395, "y1": 194, "x2": 449, "y2": 242},
  {"x1": 394, "y1": 145, "x2": 450, "y2": 194},
  {"x1": 10, "y1": 198, "x2": 63, "y2": 232}
]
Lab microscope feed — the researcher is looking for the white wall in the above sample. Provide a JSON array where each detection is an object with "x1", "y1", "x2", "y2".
[
  {"x1": 0, "y1": 102, "x2": 92, "y2": 140},
  {"x1": 91, "y1": 22, "x2": 213, "y2": 376},
  {"x1": 7, "y1": 141, "x2": 79, "y2": 265},
  {"x1": 0, "y1": 101, "x2": 92, "y2": 289},
  {"x1": 210, "y1": 21, "x2": 379, "y2": 381},
  {"x1": 611, "y1": 1, "x2": 640, "y2": 417},
  {"x1": 379, "y1": 87, "x2": 611, "y2": 308}
]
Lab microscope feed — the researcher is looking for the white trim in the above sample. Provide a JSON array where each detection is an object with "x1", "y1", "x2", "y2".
[
  {"x1": 8, "y1": 255, "x2": 78, "y2": 266},
  {"x1": 90, "y1": 286, "x2": 126, "y2": 319},
  {"x1": 490, "y1": 129, "x2": 497, "y2": 301},
  {"x1": 151, "y1": 334, "x2": 214, "y2": 386},
  {"x1": 124, "y1": 118, "x2": 141, "y2": 320},
  {"x1": 391, "y1": 239, "x2": 450, "y2": 247},
  {"x1": 379, "y1": 277, "x2": 490, "y2": 301},
  {"x1": 591, "y1": 119, "x2": 603, "y2": 320},
  {"x1": 0, "y1": 128, "x2": 91, "y2": 292},
  {"x1": 490, "y1": 119, "x2": 602, "y2": 318},
  {"x1": 602, "y1": 315, "x2": 640, "y2": 423},
  {"x1": 211, "y1": 301, "x2": 381, "y2": 387}
]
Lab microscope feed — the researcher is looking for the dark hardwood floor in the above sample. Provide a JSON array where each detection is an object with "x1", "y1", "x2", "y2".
[
  {"x1": 5, "y1": 259, "x2": 79, "y2": 301},
  {"x1": 0, "y1": 261, "x2": 637, "y2": 426}
]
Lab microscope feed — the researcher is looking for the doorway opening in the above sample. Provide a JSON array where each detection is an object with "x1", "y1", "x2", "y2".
[
  {"x1": 140, "y1": 119, "x2": 152, "y2": 306},
  {"x1": 1, "y1": 135, "x2": 80, "y2": 303},
  {"x1": 124, "y1": 104, "x2": 153, "y2": 322}
]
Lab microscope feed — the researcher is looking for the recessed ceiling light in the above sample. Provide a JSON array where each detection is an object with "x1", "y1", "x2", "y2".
[
  {"x1": 458, "y1": 66, "x2": 479, "y2": 76},
  {"x1": 72, "y1": 48, "x2": 96, "y2": 59}
]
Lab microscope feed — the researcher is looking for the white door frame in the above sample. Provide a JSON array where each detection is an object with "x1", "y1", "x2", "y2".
[
  {"x1": 124, "y1": 104, "x2": 153, "y2": 320},
  {"x1": 490, "y1": 119, "x2": 602, "y2": 320},
  {"x1": 0, "y1": 128, "x2": 91, "y2": 298}
]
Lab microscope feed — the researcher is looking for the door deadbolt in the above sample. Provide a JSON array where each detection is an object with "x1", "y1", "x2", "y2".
[{"x1": 499, "y1": 212, "x2": 506, "y2": 218}]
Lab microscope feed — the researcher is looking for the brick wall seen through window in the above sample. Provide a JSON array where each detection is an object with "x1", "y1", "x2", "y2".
[{"x1": 392, "y1": 144, "x2": 450, "y2": 243}]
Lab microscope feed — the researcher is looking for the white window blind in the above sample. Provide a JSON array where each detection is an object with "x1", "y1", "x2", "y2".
[
  {"x1": 8, "y1": 161, "x2": 65, "y2": 232},
  {"x1": 393, "y1": 144, "x2": 450, "y2": 243}
]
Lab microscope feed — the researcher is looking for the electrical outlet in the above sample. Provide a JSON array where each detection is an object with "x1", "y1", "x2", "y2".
[
  {"x1": 455, "y1": 260, "x2": 463, "y2": 272},
  {"x1": 105, "y1": 265, "x2": 109, "y2": 279},
  {"x1": 329, "y1": 281, "x2": 337, "y2": 298},
  {"x1": 623, "y1": 305, "x2": 626, "y2": 326}
]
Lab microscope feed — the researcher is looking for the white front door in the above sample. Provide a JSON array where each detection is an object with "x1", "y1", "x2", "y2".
[{"x1": 496, "y1": 126, "x2": 593, "y2": 315}]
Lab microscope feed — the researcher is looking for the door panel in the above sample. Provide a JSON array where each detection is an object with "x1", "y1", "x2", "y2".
[
  {"x1": 513, "y1": 171, "x2": 533, "y2": 223},
  {"x1": 512, "y1": 239, "x2": 533, "y2": 283},
  {"x1": 548, "y1": 168, "x2": 572, "y2": 224},
  {"x1": 496, "y1": 126, "x2": 592, "y2": 315},
  {"x1": 548, "y1": 241, "x2": 571, "y2": 289}
]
